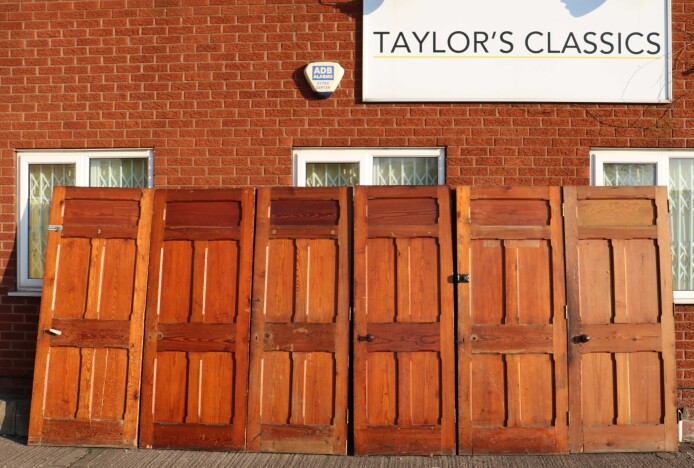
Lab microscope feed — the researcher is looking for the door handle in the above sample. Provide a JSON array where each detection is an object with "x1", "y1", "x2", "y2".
[
  {"x1": 44, "y1": 328, "x2": 62, "y2": 336},
  {"x1": 357, "y1": 334, "x2": 375, "y2": 342},
  {"x1": 573, "y1": 334, "x2": 590, "y2": 343}
]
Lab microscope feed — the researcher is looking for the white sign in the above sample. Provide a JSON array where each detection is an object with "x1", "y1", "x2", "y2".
[
  {"x1": 363, "y1": 0, "x2": 671, "y2": 102},
  {"x1": 305, "y1": 62, "x2": 345, "y2": 99}
]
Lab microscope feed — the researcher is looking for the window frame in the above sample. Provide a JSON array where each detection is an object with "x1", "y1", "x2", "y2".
[
  {"x1": 592, "y1": 148, "x2": 694, "y2": 304},
  {"x1": 293, "y1": 147, "x2": 445, "y2": 187},
  {"x1": 16, "y1": 148, "x2": 154, "y2": 292}
]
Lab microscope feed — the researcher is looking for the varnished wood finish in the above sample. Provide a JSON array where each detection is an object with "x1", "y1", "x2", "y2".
[
  {"x1": 246, "y1": 187, "x2": 350, "y2": 454},
  {"x1": 456, "y1": 186, "x2": 568, "y2": 454},
  {"x1": 28, "y1": 187, "x2": 153, "y2": 447},
  {"x1": 564, "y1": 186, "x2": 677, "y2": 453},
  {"x1": 353, "y1": 186, "x2": 456, "y2": 456},
  {"x1": 139, "y1": 189, "x2": 255, "y2": 450}
]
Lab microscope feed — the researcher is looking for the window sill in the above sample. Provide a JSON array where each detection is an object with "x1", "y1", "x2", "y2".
[{"x1": 7, "y1": 290, "x2": 41, "y2": 298}]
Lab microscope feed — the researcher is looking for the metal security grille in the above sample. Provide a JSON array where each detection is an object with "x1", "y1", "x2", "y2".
[
  {"x1": 90, "y1": 159, "x2": 148, "y2": 188},
  {"x1": 603, "y1": 163, "x2": 656, "y2": 186},
  {"x1": 669, "y1": 159, "x2": 694, "y2": 291},
  {"x1": 28, "y1": 164, "x2": 76, "y2": 278},
  {"x1": 306, "y1": 163, "x2": 360, "y2": 186},
  {"x1": 373, "y1": 157, "x2": 438, "y2": 185}
]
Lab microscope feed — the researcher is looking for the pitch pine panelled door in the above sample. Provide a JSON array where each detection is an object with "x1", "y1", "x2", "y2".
[
  {"x1": 28, "y1": 187, "x2": 153, "y2": 447},
  {"x1": 456, "y1": 187, "x2": 569, "y2": 454},
  {"x1": 246, "y1": 188, "x2": 350, "y2": 454},
  {"x1": 353, "y1": 186, "x2": 456, "y2": 455},
  {"x1": 564, "y1": 186, "x2": 677, "y2": 452},
  {"x1": 139, "y1": 189, "x2": 255, "y2": 450}
]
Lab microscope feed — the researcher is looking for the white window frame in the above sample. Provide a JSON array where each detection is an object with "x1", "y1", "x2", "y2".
[
  {"x1": 293, "y1": 147, "x2": 445, "y2": 187},
  {"x1": 15, "y1": 148, "x2": 154, "y2": 293},
  {"x1": 592, "y1": 148, "x2": 694, "y2": 304}
]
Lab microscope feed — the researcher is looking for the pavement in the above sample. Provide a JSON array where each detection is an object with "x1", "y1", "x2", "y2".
[{"x1": 1, "y1": 437, "x2": 694, "y2": 468}]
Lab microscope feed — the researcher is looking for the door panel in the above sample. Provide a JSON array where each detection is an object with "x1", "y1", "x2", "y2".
[
  {"x1": 139, "y1": 189, "x2": 255, "y2": 450},
  {"x1": 353, "y1": 186, "x2": 456, "y2": 456},
  {"x1": 564, "y1": 186, "x2": 677, "y2": 452},
  {"x1": 246, "y1": 188, "x2": 349, "y2": 454},
  {"x1": 28, "y1": 187, "x2": 153, "y2": 447},
  {"x1": 456, "y1": 187, "x2": 568, "y2": 454}
]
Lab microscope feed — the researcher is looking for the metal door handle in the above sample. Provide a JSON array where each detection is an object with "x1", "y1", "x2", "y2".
[
  {"x1": 44, "y1": 328, "x2": 62, "y2": 336},
  {"x1": 357, "y1": 334, "x2": 375, "y2": 342},
  {"x1": 574, "y1": 334, "x2": 590, "y2": 343}
]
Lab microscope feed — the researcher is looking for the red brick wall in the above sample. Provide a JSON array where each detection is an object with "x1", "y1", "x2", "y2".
[{"x1": 1, "y1": 0, "x2": 693, "y2": 415}]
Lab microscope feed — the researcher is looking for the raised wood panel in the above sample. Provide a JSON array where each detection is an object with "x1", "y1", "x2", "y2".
[
  {"x1": 139, "y1": 189, "x2": 255, "y2": 450},
  {"x1": 457, "y1": 186, "x2": 568, "y2": 454},
  {"x1": 564, "y1": 186, "x2": 677, "y2": 453},
  {"x1": 246, "y1": 187, "x2": 349, "y2": 454},
  {"x1": 354, "y1": 186, "x2": 455, "y2": 456},
  {"x1": 29, "y1": 187, "x2": 153, "y2": 447}
]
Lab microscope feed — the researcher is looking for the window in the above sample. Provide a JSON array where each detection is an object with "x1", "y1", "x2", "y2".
[
  {"x1": 16, "y1": 149, "x2": 153, "y2": 292},
  {"x1": 294, "y1": 148, "x2": 445, "y2": 187},
  {"x1": 592, "y1": 149, "x2": 694, "y2": 303}
]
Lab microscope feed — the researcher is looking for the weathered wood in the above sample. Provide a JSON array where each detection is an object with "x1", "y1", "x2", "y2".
[
  {"x1": 139, "y1": 189, "x2": 255, "y2": 450},
  {"x1": 28, "y1": 187, "x2": 153, "y2": 448},
  {"x1": 246, "y1": 187, "x2": 349, "y2": 455},
  {"x1": 263, "y1": 323, "x2": 336, "y2": 352},
  {"x1": 564, "y1": 186, "x2": 677, "y2": 453},
  {"x1": 353, "y1": 186, "x2": 455, "y2": 456},
  {"x1": 471, "y1": 226, "x2": 551, "y2": 240},
  {"x1": 355, "y1": 426, "x2": 443, "y2": 456},
  {"x1": 363, "y1": 322, "x2": 441, "y2": 352},
  {"x1": 472, "y1": 427, "x2": 557, "y2": 454},
  {"x1": 153, "y1": 323, "x2": 237, "y2": 353},
  {"x1": 61, "y1": 225, "x2": 139, "y2": 239},
  {"x1": 163, "y1": 227, "x2": 241, "y2": 241},
  {"x1": 48, "y1": 319, "x2": 130, "y2": 349},
  {"x1": 40, "y1": 419, "x2": 126, "y2": 447},
  {"x1": 152, "y1": 423, "x2": 234, "y2": 450},
  {"x1": 257, "y1": 424, "x2": 336, "y2": 454},
  {"x1": 457, "y1": 186, "x2": 568, "y2": 454},
  {"x1": 367, "y1": 224, "x2": 439, "y2": 238},
  {"x1": 469, "y1": 324, "x2": 554, "y2": 354}
]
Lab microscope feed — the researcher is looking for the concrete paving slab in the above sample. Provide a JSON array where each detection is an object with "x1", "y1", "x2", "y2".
[{"x1": 1, "y1": 437, "x2": 693, "y2": 468}]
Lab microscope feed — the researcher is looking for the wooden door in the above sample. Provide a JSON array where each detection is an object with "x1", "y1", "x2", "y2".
[
  {"x1": 353, "y1": 186, "x2": 456, "y2": 456},
  {"x1": 246, "y1": 187, "x2": 350, "y2": 454},
  {"x1": 564, "y1": 186, "x2": 677, "y2": 452},
  {"x1": 139, "y1": 189, "x2": 255, "y2": 450},
  {"x1": 456, "y1": 187, "x2": 568, "y2": 454},
  {"x1": 28, "y1": 187, "x2": 153, "y2": 447}
]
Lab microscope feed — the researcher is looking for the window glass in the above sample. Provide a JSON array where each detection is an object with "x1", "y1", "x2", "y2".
[
  {"x1": 603, "y1": 163, "x2": 656, "y2": 186},
  {"x1": 669, "y1": 159, "x2": 694, "y2": 291},
  {"x1": 90, "y1": 158, "x2": 148, "y2": 188},
  {"x1": 306, "y1": 162, "x2": 360, "y2": 187},
  {"x1": 17, "y1": 150, "x2": 153, "y2": 291},
  {"x1": 28, "y1": 164, "x2": 76, "y2": 278},
  {"x1": 373, "y1": 157, "x2": 439, "y2": 185}
]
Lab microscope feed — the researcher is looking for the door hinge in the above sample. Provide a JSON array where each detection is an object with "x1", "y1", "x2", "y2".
[
  {"x1": 564, "y1": 304, "x2": 569, "y2": 320},
  {"x1": 454, "y1": 273, "x2": 470, "y2": 284},
  {"x1": 561, "y1": 203, "x2": 565, "y2": 217},
  {"x1": 346, "y1": 409, "x2": 349, "y2": 424},
  {"x1": 47, "y1": 224, "x2": 63, "y2": 232},
  {"x1": 567, "y1": 411, "x2": 570, "y2": 424}
]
